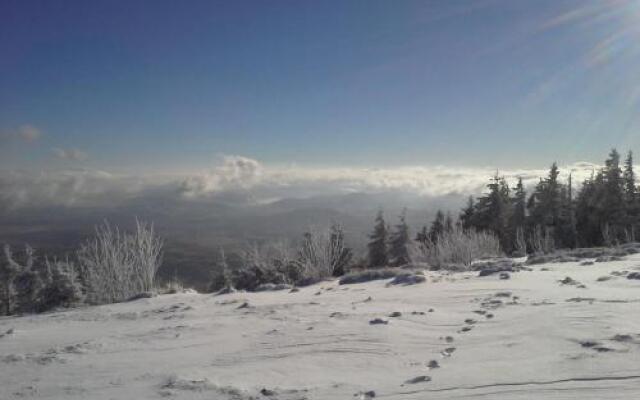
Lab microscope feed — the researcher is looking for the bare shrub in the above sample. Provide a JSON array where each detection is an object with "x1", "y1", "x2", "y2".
[
  {"x1": 296, "y1": 225, "x2": 352, "y2": 280},
  {"x1": 414, "y1": 226, "x2": 502, "y2": 269},
  {"x1": 230, "y1": 224, "x2": 353, "y2": 290},
  {"x1": 77, "y1": 220, "x2": 163, "y2": 305},
  {"x1": 231, "y1": 239, "x2": 298, "y2": 290}
]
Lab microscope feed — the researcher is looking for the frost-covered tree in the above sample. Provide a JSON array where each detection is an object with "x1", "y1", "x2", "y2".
[
  {"x1": 39, "y1": 258, "x2": 84, "y2": 311},
  {"x1": 471, "y1": 173, "x2": 512, "y2": 251},
  {"x1": 429, "y1": 210, "x2": 445, "y2": 242},
  {"x1": 327, "y1": 224, "x2": 353, "y2": 276},
  {"x1": 459, "y1": 196, "x2": 475, "y2": 231},
  {"x1": 77, "y1": 220, "x2": 164, "y2": 304},
  {"x1": 388, "y1": 209, "x2": 411, "y2": 267},
  {"x1": 623, "y1": 151, "x2": 639, "y2": 238},
  {"x1": 511, "y1": 177, "x2": 526, "y2": 229},
  {"x1": 367, "y1": 211, "x2": 388, "y2": 268},
  {"x1": 1, "y1": 245, "x2": 21, "y2": 315},
  {"x1": 1, "y1": 245, "x2": 83, "y2": 316}
]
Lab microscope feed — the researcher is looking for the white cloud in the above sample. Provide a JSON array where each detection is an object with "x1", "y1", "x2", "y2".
[
  {"x1": 52, "y1": 147, "x2": 89, "y2": 161},
  {"x1": 177, "y1": 155, "x2": 603, "y2": 201},
  {"x1": 0, "y1": 155, "x2": 611, "y2": 212},
  {"x1": 178, "y1": 155, "x2": 263, "y2": 197},
  {"x1": 0, "y1": 169, "x2": 147, "y2": 210}
]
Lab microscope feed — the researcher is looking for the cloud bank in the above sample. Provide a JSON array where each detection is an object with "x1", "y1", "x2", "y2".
[
  {"x1": 0, "y1": 170, "x2": 150, "y2": 210},
  {"x1": 0, "y1": 155, "x2": 602, "y2": 212}
]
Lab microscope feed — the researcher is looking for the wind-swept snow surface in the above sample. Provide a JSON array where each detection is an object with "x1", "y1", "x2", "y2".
[{"x1": 2, "y1": 257, "x2": 640, "y2": 399}]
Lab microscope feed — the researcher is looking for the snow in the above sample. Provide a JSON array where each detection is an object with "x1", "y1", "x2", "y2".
[{"x1": 2, "y1": 256, "x2": 640, "y2": 399}]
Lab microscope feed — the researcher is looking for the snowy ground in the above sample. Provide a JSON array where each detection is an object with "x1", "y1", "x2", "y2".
[{"x1": 2, "y1": 256, "x2": 640, "y2": 400}]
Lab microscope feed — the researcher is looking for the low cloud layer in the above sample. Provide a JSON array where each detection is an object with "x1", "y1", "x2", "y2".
[
  {"x1": 0, "y1": 155, "x2": 602, "y2": 212},
  {"x1": 176, "y1": 156, "x2": 599, "y2": 201},
  {"x1": 0, "y1": 169, "x2": 150, "y2": 211}
]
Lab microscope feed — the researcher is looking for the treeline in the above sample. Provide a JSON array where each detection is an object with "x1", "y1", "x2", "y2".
[
  {"x1": 427, "y1": 149, "x2": 639, "y2": 255},
  {"x1": 365, "y1": 209, "x2": 502, "y2": 269}
]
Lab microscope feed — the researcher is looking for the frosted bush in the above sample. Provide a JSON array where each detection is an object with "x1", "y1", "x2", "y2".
[
  {"x1": 77, "y1": 220, "x2": 163, "y2": 304},
  {"x1": 413, "y1": 226, "x2": 502, "y2": 269}
]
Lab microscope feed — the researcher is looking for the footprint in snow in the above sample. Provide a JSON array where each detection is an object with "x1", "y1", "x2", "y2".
[
  {"x1": 441, "y1": 347, "x2": 456, "y2": 357},
  {"x1": 403, "y1": 375, "x2": 431, "y2": 385},
  {"x1": 355, "y1": 390, "x2": 376, "y2": 399}
]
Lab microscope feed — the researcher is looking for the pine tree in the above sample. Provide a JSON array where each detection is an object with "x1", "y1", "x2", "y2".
[
  {"x1": 601, "y1": 149, "x2": 626, "y2": 242},
  {"x1": 623, "y1": 151, "x2": 636, "y2": 202},
  {"x1": 415, "y1": 225, "x2": 429, "y2": 245},
  {"x1": 563, "y1": 173, "x2": 578, "y2": 248},
  {"x1": 623, "y1": 151, "x2": 638, "y2": 240},
  {"x1": 471, "y1": 173, "x2": 511, "y2": 251},
  {"x1": 429, "y1": 210, "x2": 446, "y2": 242},
  {"x1": 575, "y1": 171, "x2": 602, "y2": 246},
  {"x1": 508, "y1": 177, "x2": 528, "y2": 254},
  {"x1": 512, "y1": 177, "x2": 526, "y2": 229},
  {"x1": 527, "y1": 163, "x2": 563, "y2": 246},
  {"x1": 1, "y1": 245, "x2": 21, "y2": 315},
  {"x1": 459, "y1": 196, "x2": 475, "y2": 230},
  {"x1": 389, "y1": 209, "x2": 411, "y2": 267},
  {"x1": 328, "y1": 224, "x2": 353, "y2": 276},
  {"x1": 367, "y1": 211, "x2": 389, "y2": 268}
]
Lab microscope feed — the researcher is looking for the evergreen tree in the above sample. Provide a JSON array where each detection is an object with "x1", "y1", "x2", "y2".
[
  {"x1": 429, "y1": 210, "x2": 446, "y2": 242},
  {"x1": 415, "y1": 225, "x2": 429, "y2": 245},
  {"x1": 328, "y1": 224, "x2": 353, "y2": 276},
  {"x1": 508, "y1": 177, "x2": 528, "y2": 254},
  {"x1": 601, "y1": 149, "x2": 626, "y2": 242},
  {"x1": 512, "y1": 177, "x2": 526, "y2": 229},
  {"x1": 623, "y1": 151, "x2": 636, "y2": 202},
  {"x1": 1, "y1": 245, "x2": 21, "y2": 315},
  {"x1": 575, "y1": 171, "x2": 603, "y2": 246},
  {"x1": 623, "y1": 151, "x2": 639, "y2": 239},
  {"x1": 527, "y1": 163, "x2": 564, "y2": 246},
  {"x1": 470, "y1": 173, "x2": 511, "y2": 251},
  {"x1": 367, "y1": 211, "x2": 388, "y2": 268},
  {"x1": 459, "y1": 196, "x2": 475, "y2": 231},
  {"x1": 389, "y1": 209, "x2": 411, "y2": 267},
  {"x1": 562, "y1": 173, "x2": 578, "y2": 248}
]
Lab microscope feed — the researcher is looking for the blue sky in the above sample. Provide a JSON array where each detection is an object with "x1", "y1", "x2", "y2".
[{"x1": 2, "y1": 0, "x2": 640, "y2": 172}]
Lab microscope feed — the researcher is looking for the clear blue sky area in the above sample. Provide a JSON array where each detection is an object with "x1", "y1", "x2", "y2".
[{"x1": 2, "y1": 0, "x2": 640, "y2": 170}]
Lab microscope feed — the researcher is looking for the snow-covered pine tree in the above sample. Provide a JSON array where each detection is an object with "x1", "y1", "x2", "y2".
[
  {"x1": 367, "y1": 211, "x2": 388, "y2": 268},
  {"x1": 389, "y1": 209, "x2": 411, "y2": 267}
]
